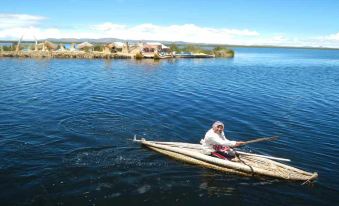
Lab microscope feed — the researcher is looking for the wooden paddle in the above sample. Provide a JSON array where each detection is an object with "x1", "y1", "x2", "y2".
[{"x1": 241, "y1": 136, "x2": 278, "y2": 146}]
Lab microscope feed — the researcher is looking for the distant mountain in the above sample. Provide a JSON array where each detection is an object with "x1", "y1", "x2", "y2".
[
  {"x1": 2, "y1": 38, "x2": 338, "y2": 50},
  {"x1": 44, "y1": 38, "x2": 188, "y2": 45},
  {"x1": 0, "y1": 37, "x2": 217, "y2": 45},
  {"x1": 44, "y1": 38, "x2": 123, "y2": 43},
  {"x1": 36, "y1": 38, "x2": 339, "y2": 50}
]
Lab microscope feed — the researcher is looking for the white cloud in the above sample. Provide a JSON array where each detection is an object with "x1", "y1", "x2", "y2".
[
  {"x1": 0, "y1": 14, "x2": 45, "y2": 29},
  {"x1": 305, "y1": 32, "x2": 339, "y2": 48},
  {"x1": 0, "y1": 13, "x2": 50, "y2": 40},
  {"x1": 271, "y1": 35, "x2": 287, "y2": 42},
  {"x1": 91, "y1": 22, "x2": 127, "y2": 31},
  {"x1": 91, "y1": 23, "x2": 259, "y2": 44},
  {"x1": 321, "y1": 32, "x2": 339, "y2": 41},
  {"x1": 1, "y1": 13, "x2": 339, "y2": 48}
]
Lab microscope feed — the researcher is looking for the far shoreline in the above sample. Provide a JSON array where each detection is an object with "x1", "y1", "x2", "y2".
[{"x1": 1, "y1": 40, "x2": 338, "y2": 51}]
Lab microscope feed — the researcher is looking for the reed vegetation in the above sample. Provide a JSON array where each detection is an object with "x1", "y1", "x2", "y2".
[
  {"x1": 1, "y1": 45, "x2": 14, "y2": 51},
  {"x1": 135, "y1": 52, "x2": 143, "y2": 59},
  {"x1": 93, "y1": 45, "x2": 104, "y2": 52},
  {"x1": 169, "y1": 43, "x2": 234, "y2": 57},
  {"x1": 213, "y1": 46, "x2": 234, "y2": 57}
]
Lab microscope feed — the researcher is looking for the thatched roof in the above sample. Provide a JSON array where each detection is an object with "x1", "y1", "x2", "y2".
[
  {"x1": 36, "y1": 43, "x2": 44, "y2": 49},
  {"x1": 143, "y1": 44, "x2": 161, "y2": 49},
  {"x1": 144, "y1": 42, "x2": 170, "y2": 50},
  {"x1": 105, "y1": 43, "x2": 114, "y2": 49},
  {"x1": 44, "y1": 41, "x2": 58, "y2": 50},
  {"x1": 146, "y1": 42, "x2": 163, "y2": 46},
  {"x1": 77, "y1": 42, "x2": 94, "y2": 49}
]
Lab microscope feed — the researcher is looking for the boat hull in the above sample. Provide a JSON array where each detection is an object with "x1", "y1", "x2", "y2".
[{"x1": 135, "y1": 139, "x2": 318, "y2": 182}]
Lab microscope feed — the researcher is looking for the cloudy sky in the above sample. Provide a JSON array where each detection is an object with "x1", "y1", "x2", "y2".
[{"x1": 1, "y1": 0, "x2": 339, "y2": 47}]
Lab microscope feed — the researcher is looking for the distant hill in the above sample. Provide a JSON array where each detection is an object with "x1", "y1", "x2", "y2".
[
  {"x1": 35, "y1": 39, "x2": 339, "y2": 50},
  {"x1": 44, "y1": 38, "x2": 188, "y2": 45},
  {"x1": 1, "y1": 38, "x2": 338, "y2": 50},
  {"x1": 44, "y1": 38, "x2": 123, "y2": 43},
  {"x1": 0, "y1": 38, "x2": 187, "y2": 45}
]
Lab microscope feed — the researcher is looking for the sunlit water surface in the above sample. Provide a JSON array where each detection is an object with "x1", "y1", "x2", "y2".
[{"x1": 0, "y1": 47, "x2": 338, "y2": 205}]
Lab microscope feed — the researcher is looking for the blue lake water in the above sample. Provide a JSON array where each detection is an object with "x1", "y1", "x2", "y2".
[{"x1": 0, "y1": 47, "x2": 338, "y2": 205}]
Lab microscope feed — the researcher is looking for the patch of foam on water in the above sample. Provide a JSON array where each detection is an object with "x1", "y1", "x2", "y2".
[
  {"x1": 137, "y1": 184, "x2": 151, "y2": 194},
  {"x1": 63, "y1": 147, "x2": 170, "y2": 169},
  {"x1": 58, "y1": 112, "x2": 159, "y2": 138},
  {"x1": 96, "y1": 183, "x2": 112, "y2": 191},
  {"x1": 239, "y1": 179, "x2": 279, "y2": 186},
  {"x1": 105, "y1": 193, "x2": 121, "y2": 198}
]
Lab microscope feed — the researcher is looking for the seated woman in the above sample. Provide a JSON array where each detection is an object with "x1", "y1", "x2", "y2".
[{"x1": 200, "y1": 121, "x2": 245, "y2": 160}]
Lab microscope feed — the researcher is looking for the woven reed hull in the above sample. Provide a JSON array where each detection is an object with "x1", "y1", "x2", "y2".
[
  {"x1": 148, "y1": 146, "x2": 251, "y2": 177},
  {"x1": 138, "y1": 140, "x2": 318, "y2": 181}
]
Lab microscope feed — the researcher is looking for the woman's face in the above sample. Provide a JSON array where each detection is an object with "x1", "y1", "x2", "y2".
[{"x1": 213, "y1": 125, "x2": 224, "y2": 134}]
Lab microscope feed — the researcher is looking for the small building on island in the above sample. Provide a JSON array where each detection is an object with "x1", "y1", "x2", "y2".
[
  {"x1": 103, "y1": 42, "x2": 125, "y2": 53},
  {"x1": 113, "y1": 42, "x2": 124, "y2": 52},
  {"x1": 103, "y1": 43, "x2": 114, "y2": 54},
  {"x1": 141, "y1": 42, "x2": 172, "y2": 58},
  {"x1": 77, "y1": 42, "x2": 94, "y2": 52},
  {"x1": 34, "y1": 41, "x2": 58, "y2": 52}
]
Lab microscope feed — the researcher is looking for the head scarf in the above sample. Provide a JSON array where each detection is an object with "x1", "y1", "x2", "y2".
[{"x1": 212, "y1": 121, "x2": 224, "y2": 129}]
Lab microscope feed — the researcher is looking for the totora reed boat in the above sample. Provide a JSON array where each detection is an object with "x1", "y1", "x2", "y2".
[{"x1": 133, "y1": 137, "x2": 318, "y2": 183}]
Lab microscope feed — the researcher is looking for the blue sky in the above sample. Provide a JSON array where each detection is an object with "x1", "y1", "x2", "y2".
[{"x1": 1, "y1": 0, "x2": 339, "y2": 47}]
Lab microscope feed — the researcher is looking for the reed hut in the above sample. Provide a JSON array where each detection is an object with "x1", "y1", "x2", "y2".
[
  {"x1": 69, "y1": 43, "x2": 76, "y2": 51},
  {"x1": 103, "y1": 42, "x2": 125, "y2": 53},
  {"x1": 35, "y1": 43, "x2": 44, "y2": 51},
  {"x1": 128, "y1": 43, "x2": 143, "y2": 54},
  {"x1": 77, "y1": 42, "x2": 94, "y2": 52},
  {"x1": 122, "y1": 42, "x2": 130, "y2": 53},
  {"x1": 44, "y1": 41, "x2": 58, "y2": 51},
  {"x1": 113, "y1": 42, "x2": 124, "y2": 52},
  {"x1": 33, "y1": 41, "x2": 57, "y2": 51},
  {"x1": 57, "y1": 44, "x2": 66, "y2": 51},
  {"x1": 141, "y1": 42, "x2": 172, "y2": 58},
  {"x1": 103, "y1": 43, "x2": 114, "y2": 54}
]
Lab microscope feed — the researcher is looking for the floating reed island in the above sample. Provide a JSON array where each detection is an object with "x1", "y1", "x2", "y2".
[
  {"x1": 0, "y1": 40, "x2": 235, "y2": 59},
  {"x1": 0, "y1": 50, "x2": 133, "y2": 59}
]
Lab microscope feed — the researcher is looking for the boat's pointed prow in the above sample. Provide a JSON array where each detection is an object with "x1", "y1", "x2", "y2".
[
  {"x1": 302, "y1": 172, "x2": 319, "y2": 185},
  {"x1": 132, "y1": 135, "x2": 145, "y2": 142}
]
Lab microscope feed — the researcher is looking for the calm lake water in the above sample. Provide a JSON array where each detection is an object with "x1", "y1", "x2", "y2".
[{"x1": 0, "y1": 48, "x2": 338, "y2": 205}]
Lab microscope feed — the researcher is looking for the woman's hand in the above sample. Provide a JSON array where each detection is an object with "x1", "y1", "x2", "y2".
[{"x1": 234, "y1": 141, "x2": 246, "y2": 147}]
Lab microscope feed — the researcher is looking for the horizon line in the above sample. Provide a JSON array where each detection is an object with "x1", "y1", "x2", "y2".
[{"x1": 1, "y1": 39, "x2": 339, "y2": 50}]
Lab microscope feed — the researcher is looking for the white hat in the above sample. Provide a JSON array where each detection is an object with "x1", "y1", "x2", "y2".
[{"x1": 212, "y1": 121, "x2": 224, "y2": 129}]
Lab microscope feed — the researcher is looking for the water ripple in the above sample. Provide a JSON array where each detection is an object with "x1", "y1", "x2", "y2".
[{"x1": 1, "y1": 49, "x2": 339, "y2": 205}]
